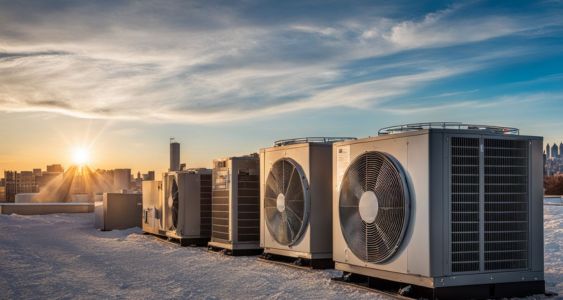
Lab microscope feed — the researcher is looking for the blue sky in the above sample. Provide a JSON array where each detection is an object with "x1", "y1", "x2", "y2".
[{"x1": 0, "y1": 0, "x2": 562, "y2": 172}]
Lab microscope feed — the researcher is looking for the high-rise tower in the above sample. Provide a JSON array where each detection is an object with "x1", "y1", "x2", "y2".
[
  {"x1": 170, "y1": 138, "x2": 180, "y2": 171},
  {"x1": 546, "y1": 143, "x2": 550, "y2": 159},
  {"x1": 552, "y1": 143, "x2": 559, "y2": 160}
]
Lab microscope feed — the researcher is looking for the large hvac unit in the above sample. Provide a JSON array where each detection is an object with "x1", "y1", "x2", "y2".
[
  {"x1": 260, "y1": 137, "x2": 355, "y2": 268},
  {"x1": 142, "y1": 180, "x2": 162, "y2": 235},
  {"x1": 333, "y1": 123, "x2": 544, "y2": 299},
  {"x1": 160, "y1": 169, "x2": 212, "y2": 246},
  {"x1": 208, "y1": 154, "x2": 261, "y2": 254}
]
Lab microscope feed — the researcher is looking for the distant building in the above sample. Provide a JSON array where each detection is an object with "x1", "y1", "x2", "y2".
[
  {"x1": 37, "y1": 172, "x2": 63, "y2": 191},
  {"x1": 552, "y1": 144, "x2": 559, "y2": 159},
  {"x1": 546, "y1": 143, "x2": 551, "y2": 159},
  {"x1": 113, "y1": 169, "x2": 131, "y2": 192},
  {"x1": 170, "y1": 139, "x2": 180, "y2": 171},
  {"x1": 142, "y1": 171, "x2": 155, "y2": 181},
  {"x1": 47, "y1": 164, "x2": 64, "y2": 173},
  {"x1": 4, "y1": 170, "x2": 39, "y2": 202},
  {"x1": 33, "y1": 168, "x2": 42, "y2": 177},
  {"x1": 0, "y1": 186, "x2": 5, "y2": 202}
]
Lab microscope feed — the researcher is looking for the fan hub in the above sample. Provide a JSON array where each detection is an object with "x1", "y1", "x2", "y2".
[
  {"x1": 276, "y1": 193, "x2": 286, "y2": 212},
  {"x1": 359, "y1": 191, "x2": 379, "y2": 223}
]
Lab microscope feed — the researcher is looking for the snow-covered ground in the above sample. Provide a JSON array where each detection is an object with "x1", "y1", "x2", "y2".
[{"x1": 0, "y1": 206, "x2": 561, "y2": 299}]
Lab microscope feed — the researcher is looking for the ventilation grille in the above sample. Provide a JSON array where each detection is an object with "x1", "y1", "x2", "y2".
[
  {"x1": 450, "y1": 137, "x2": 530, "y2": 273},
  {"x1": 200, "y1": 174, "x2": 212, "y2": 238},
  {"x1": 451, "y1": 137, "x2": 480, "y2": 273},
  {"x1": 237, "y1": 173, "x2": 260, "y2": 242},
  {"x1": 339, "y1": 151, "x2": 410, "y2": 263},
  {"x1": 212, "y1": 168, "x2": 229, "y2": 242},
  {"x1": 484, "y1": 139, "x2": 528, "y2": 271}
]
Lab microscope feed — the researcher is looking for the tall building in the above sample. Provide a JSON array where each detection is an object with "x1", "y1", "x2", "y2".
[
  {"x1": 546, "y1": 143, "x2": 551, "y2": 159},
  {"x1": 560, "y1": 142, "x2": 563, "y2": 158},
  {"x1": 113, "y1": 169, "x2": 131, "y2": 192},
  {"x1": 552, "y1": 143, "x2": 559, "y2": 159},
  {"x1": 170, "y1": 139, "x2": 180, "y2": 171},
  {"x1": 4, "y1": 171, "x2": 39, "y2": 202},
  {"x1": 47, "y1": 164, "x2": 64, "y2": 173}
]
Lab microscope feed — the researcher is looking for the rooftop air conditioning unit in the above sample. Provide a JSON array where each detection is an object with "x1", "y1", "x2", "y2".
[
  {"x1": 161, "y1": 169, "x2": 212, "y2": 246},
  {"x1": 260, "y1": 137, "x2": 355, "y2": 268},
  {"x1": 208, "y1": 154, "x2": 261, "y2": 255},
  {"x1": 333, "y1": 123, "x2": 544, "y2": 299}
]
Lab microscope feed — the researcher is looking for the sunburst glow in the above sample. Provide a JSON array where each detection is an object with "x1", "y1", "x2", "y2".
[{"x1": 72, "y1": 147, "x2": 91, "y2": 166}]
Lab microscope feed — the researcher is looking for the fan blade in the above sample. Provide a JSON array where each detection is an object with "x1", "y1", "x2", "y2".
[
  {"x1": 282, "y1": 161, "x2": 293, "y2": 194},
  {"x1": 284, "y1": 167, "x2": 296, "y2": 196},
  {"x1": 265, "y1": 178, "x2": 279, "y2": 199},
  {"x1": 283, "y1": 211, "x2": 297, "y2": 242},
  {"x1": 285, "y1": 198, "x2": 304, "y2": 221},
  {"x1": 270, "y1": 164, "x2": 284, "y2": 195},
  {"x1": 264, "y1": 196, "x2": 277, "y2": 208}
]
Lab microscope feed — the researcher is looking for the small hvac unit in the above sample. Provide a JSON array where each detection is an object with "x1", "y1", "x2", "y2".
[
  {"x1": 208, "y1": 154, "x2": 261, "y2": 255},
  {"x1": 333, "y1": 123, "x2": 544, "y2": 299},
  {"x1": 142, "y1": 180, "x2": 162, "y2": 235},
  {"x1": 161, "y1": 169, "x2": 212, "y2": 246},
  {"x1": 260, "y1": 137, "x2": 355, "y2": 268},
  {"x1": 95, "y1": 193, "x2": 142, "y2": 231}
]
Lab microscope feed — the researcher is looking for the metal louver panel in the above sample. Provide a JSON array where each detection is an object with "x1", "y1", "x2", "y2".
[
  {"x1": 339, "y1": 151, "x2": 410, "y2": 263},
  {"x1": 212, "y1": 167, "x2": 230, "y2": 242},
  {"x1": 264, "y1": 158, "x2": 309, "y2": 246},
  {"x1": 200, "y1": 174, "x2": 212, "y2": 238},
  {"x1": 237, "y1": 173, "x2": 260, "y2": 242},
  {"x1": 484, "y1": 139, "x2": 529, "y2": 271},
  {"x1": 450, "y1": 137, "x2": 480, "y2": 273}
]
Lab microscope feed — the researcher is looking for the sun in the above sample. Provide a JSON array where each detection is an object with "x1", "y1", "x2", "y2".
[{"x1": 72, "y1": 147, "x2": 91, "y2": 166}]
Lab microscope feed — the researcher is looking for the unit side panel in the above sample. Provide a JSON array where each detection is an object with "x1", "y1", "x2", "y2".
[
  {"x1": 181, "y1": 174, "x2": 200, "y2": 236},
  {"x1": 429, "y1": 132, "x2": 446, "y2": 276},
  {"x1": 212, "y1": 166, "x2": 230, "y2": 242},
  {"x1": 405, "y1": 134, "x2": 431, "y2": 276},
  {"x1": 309, "y1": 144, "x2": 333, "y2": 254},
  {"x1": 259, "y1": 150, "x2": 266, "y2": 248},
  {"x1": 529, "y1": 139, "x2": 544, "y2": 272}
]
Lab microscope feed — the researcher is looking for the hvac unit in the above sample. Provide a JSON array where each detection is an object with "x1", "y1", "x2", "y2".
[
  {"x1": 142, "y1": 180, "x2": 162, "y2": 235},
  {"x1": 161, "y1": 169, "x2": 212, "y2": 246},
  {"x1": 95, "y1": 193, "x2": 142, "y2": 231},
  {"x1": 208, "y1": 154, "x2": 261, "y2": 255},
  {"x1": 260, "y1": 137, "x2": 355, "y2": 268},
  {"x1": 333, "y1": 123, "x2": 544, "y2": 299}
]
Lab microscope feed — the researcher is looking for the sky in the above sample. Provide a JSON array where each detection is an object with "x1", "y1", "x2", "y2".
[{"x1": 1, "y1": 0, "x2": 563, "y2": 174}]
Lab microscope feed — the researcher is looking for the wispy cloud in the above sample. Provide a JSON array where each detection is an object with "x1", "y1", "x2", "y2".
[{"x1": 0, "y1": 0, "x2": 561, "y2": 123}]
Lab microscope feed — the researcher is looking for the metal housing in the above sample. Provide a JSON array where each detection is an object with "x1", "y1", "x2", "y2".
[
  {"x1": 332, "y1": 128, "x2": 544, "y2": 290},
  {"x1": 260, "y1": 142, "x2": 334, "y2": 259},
  {"x1": 208, "y1": 155, "x2": 261, "y2": 251},
  {"x1": 141, "y1": 170, "x2": 212, "y2": 240}
]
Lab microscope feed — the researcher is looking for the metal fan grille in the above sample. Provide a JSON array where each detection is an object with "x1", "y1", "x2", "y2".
[
  {"x1": 264, "y1": 158, "x2": 309, "y2": 246},
  {"x1": 170, "y1": 176, "x2": 179, "y2": 229},
  {"x1": 339, "y1": 151, "x2": 410, "y2": 263}
]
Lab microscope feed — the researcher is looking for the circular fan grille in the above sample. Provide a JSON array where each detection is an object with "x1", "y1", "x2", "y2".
[
  {"x1": 339, "y1": 151, "x2": 410, "y2": 263},
  {"x1": 169, "y1": 176, "x2": 179, "y2": 229},
  {"x1": 264, "y1": 158, "x2": 309, "y2": 246}
]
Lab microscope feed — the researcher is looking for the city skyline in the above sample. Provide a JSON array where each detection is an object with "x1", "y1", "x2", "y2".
[{"x1": 1, "y1": 1, "x2": 563, "y2": 172}]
